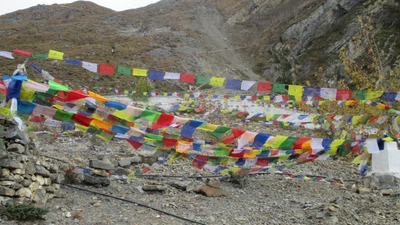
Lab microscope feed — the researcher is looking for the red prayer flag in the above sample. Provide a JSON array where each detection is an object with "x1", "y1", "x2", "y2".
[
  {"x1": 152, "y1": 113, "x2": 175, "y2": 130},
  {"x1": 72, "y1": 114, "x2": 93, "y2": 127},
  {"x1": 293, "y1": 138, "x2": 311, "y2": 150},
  {"x1": 65, "y1": 90, "x2": 88, "y2": 102},
  {"x1": 126, "y1": 139, "x2": 143, "y2": 150},
  {"x1": 257, "y1": 82, "x2": 272, "y2": 92},
  {"x1": 13, "y1": 49, "x2": 32, "y2": 56},
  {"x1": 255, "y1": 158, "x2": 269, "y2": 166},
  {"x1": 162, "y1": 137, "x2": 178, "y2": 147},
  {"x1": 336, "y1": 89, "x2": 352, "y2": 100},
  {"x1": 98, "y1": 64, "x2": 115, "y2": 75},
  {"x1": 29, "y1": 114, "x2": 46, "y2": 123},
  {"x1": 179, "y1": 74, "x2": 195, "y2": 84}
]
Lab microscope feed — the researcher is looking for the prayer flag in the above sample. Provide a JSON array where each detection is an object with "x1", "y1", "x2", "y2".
[
  {"x1": 176, "y1": 140, "x2": 192, "y2": 153},
  {"x1": 0, "y1": 51, "x2": 14, "y2": 59},
  {"x1": 180, "y1": 73, "x2": 195, "y2": 83},
  {"x1": 32, "y1": 54, "x2": 48, "y2": 60},
  {"x1": 336, "y1": 89, "x2": 352, "y2": 100},
  {"x1": 148, "y1": 70, "x2": 164, "y2": 80},
  {"x1": 241, "y1": 80, "x2": 256, "y2": 91},
  {"x1": 303, "y1": 87, "x2": 321, "y2": 97},
  {"x1": 140, "y1": 110, "x2": 161, "y2": 122},
  {"x1": 116, "y1": 66, "x2": 131, "y2": 75},
  {"x1": 13, "y1": 49, "x2": 31, "y2": 56},
  {"x1": 320, "y1": 88, "x2": 337, "y2": 99},
  {"x1": 164, "y1": 72, "x2": 181, "y2": 80},
  {"x1": 104, "y1": 101, "x2": 127, "y2": 110},
  {"x1": 48, "y1": 80, "x2": 69, "y2": 91},
  {"x1": 48, "y1": 50, "x2": 64, "y2": 60},
  {"x1": 195, "y1": 75, "x2": 211, "y2": 84},
  {"x1": 209, "y1": 77, "x2": 225, "y2": 86},
  {"x1": 224, "y1": 79, "x2": 241, "y2": 90},
  {"x1": 366, "y1": 91, "x2": 383, "y2": 100},
  {"x1": 82, "y1": 61, "x2": 98, "y2": 73},
  {"x1": 65, "y1": 60, "x2": 81, "y2": 65},
  {"x1": 288, "y1": 85, "x2": 303, "y2": 101},
  {"x1": 380, "y1": 92, "x2": 397, "y2": 102},
  {"x1": 180, "y1": 120, "x2": 203, "y2": 138},
  {"x1": 132, "y1": 68, "x2": 148, "y2": 76},
  {"x1": 98, "y1": 64, "x2": 115, "y2": 75},
  {"x1": 272, "y1": 83, "x2": 286, "y2": 93},
  {"x1": 352, "y1": 90, "x2": 367, "y2": 100},
  {"x1": 257, "y1": 82, "x2": 272, "y2": 92}
]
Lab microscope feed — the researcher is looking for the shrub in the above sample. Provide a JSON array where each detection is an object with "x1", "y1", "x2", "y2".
[{"x1": 0, "y1": 204, "x2": 49, "y2": 221}]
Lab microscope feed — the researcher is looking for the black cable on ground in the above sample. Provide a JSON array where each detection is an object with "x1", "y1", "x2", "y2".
[
  {"x1": 40, "y1": 153, "x2": 360, "y2": 183},
  {"x1": 61, "y1": 183, "x2": 206, "y2": 225}
]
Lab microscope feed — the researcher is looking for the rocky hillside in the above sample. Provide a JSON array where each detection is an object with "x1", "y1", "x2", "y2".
[{"x1": 0, "y1": 0, "x2": 399, "y2": 92}]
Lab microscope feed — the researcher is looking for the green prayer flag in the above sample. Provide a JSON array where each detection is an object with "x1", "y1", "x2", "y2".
[
  {"x1": 352, "y1": 90, "x2": 367, "y2": 100},
  {"x1": 116, "y1": 66, "x2": 131, "y2": 75},
  {"x1": 32, "y1": 53, "x2": 48, "y2": 60},
  {"x1": 272, "y1": 83, "x2": 286, "y2": 93},
  {"x1": 214, "y1": 149, "x2": 230, "y2": 156},
  {"x1": 139, "y1": 110, "x2": 160, "y2": 122},
  {"x1": 196, "y1": 75, "x2": 211, "y2": 84},
  {"x1": 86, "y1": 126, "x2": 101, "y2": 135},
  {"x1": 96, "y1": 130, "x2": 114, "y2": 142},
  {"x1": 207, "y1": 126, "x2": 231, "y2": 139},
  {"x1": 145, "y1": 133, "x2": 163, "y2": 142},
  {"x1": 278, "y1": 137, "x2": 299, "y2": 150},
  {"x1": 268, "y1": 157, "x2": 279, "y2": 164},
  {"x1": 361, "y1": 116, "x2": 370, "y2": 124},
  {"x1": 53, "y1": 110, "x2": 74, "y2": 123},
  {"x1": 49, "y1": 80, "x2": 69, "y2": 91}
]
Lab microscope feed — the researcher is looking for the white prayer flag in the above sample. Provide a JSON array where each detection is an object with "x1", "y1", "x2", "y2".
[
  {"x1": 241, "y1": 80, "x2": 256, "y2": 91},
  {"x1": 82, "y1": 61, "x2": 98, "y2": 73},
  {"x1": 311, "y1": 138, "x2": 324, "y2": 155},
  {"x1": 320, "y1": 88, "x2": 337, "y2": 100},
  {"x1": 164, "y1": 72, "x2": 181, "y2": 80},
  {"x1": 0, "y1": 51, "x2": 14, "y2": 59}
]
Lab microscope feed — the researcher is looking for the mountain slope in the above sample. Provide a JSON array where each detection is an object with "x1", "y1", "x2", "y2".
[{"x1": 0, "y1": 0, "x2": 398, "y2": 93}]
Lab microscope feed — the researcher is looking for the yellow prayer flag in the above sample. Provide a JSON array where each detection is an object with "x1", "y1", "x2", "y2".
[
  {"x1": 345, "y1": 100, "x2": 354, "y2": 106},
  {"x1": 75, "y1": 124, "x2": 88, "y2": 132},
  {"x1": 366, "y1": 91, "x2": 383, "y2": 100},
  {"x1": 0, "y1": 108, "x2": 12, "y2": 118},
  {"x1": 234, "y1": 95, "x2": 240, "y2": 100},
  {"x1": 176, "y1": 140, "x2": 192, "y2": 153},
  {"x1": 326, "y1": 139, "x2": 345, "y2": 156},
  {"x1": 209, "y1": 77, "x2": 225, "y2": 87},
  {"x1": 19, "y1": 85, "x2": 36, "y2": 102},
  {"x1": 198, "y1": 124, "x2": 218, "y2": 132},
  {"x1": 351, "y1": 116, "x2": 362, "y2": 125},
  {"x1": 376, "y1": 103, "x2": 386, "y2": 110},
  {"x1": 90, "y1": 119, "x2": 112, "y2": 130},
  {"x1": 48, "y1": 50, "x2": 64, "y2": 60},
  {"x1": 264, "y1": 135, "x2": 288, "y2": 149},
  {"x1": 88, "y1": 91, "x2": 107, "y2": 104},
  {"x1": 114, "y1": 110, "x2": 134, "y2": 121},
  {"x1": 288, "y1": 85, "x2": 303, "y2": 101},
  {"x1": 132, "y1": 68, "x2": 148, "y2": 76}
]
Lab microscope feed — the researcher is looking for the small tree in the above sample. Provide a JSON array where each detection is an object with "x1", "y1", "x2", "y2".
[{"x1": 128, "y1": 78, "x2": 153, "y2": 102}]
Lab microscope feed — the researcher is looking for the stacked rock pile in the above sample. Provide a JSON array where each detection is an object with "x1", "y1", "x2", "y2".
[{"x1": 0, "y1": 116, "x2": 64, "y2": 206}]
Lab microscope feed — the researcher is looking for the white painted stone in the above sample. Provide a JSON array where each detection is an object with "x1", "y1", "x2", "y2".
[{"x1": 372, "y1": 142, "x2": 400, "y2": 178}]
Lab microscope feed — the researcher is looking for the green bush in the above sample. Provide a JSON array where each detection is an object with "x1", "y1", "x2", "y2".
[{"x1": 0, "y1": 204, "x2": 50, "y2": 221}]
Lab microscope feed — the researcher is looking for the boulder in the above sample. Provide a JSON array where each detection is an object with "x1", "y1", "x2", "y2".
[
  {"x1": 0, "y1": 186, "x2": 15, "y2": 197},
  {"x1": 89, "y1": 159, "x2": 115, "y2": 170},
  {"x1": 83, "y1": 174, "x2": 110, "y2": 187}
]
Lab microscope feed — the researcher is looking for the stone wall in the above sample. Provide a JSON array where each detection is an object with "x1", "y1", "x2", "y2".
[{"x1": 0, "y1": 115, "x2": 64, "y2": 206}]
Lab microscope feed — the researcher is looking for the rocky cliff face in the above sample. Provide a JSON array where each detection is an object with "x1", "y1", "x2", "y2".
[{"x1": 0, "y1": 0, "x2": 398, "y2": 92}]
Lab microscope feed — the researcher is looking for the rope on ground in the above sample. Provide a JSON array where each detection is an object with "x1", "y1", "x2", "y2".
[{"x1": 61, "y1": 183, "x2": 206, "y2": 225}]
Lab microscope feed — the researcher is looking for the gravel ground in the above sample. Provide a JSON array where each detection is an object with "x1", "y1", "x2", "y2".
[{"x1": 2, "y1": 133, "x2": 400, "y2": 225}]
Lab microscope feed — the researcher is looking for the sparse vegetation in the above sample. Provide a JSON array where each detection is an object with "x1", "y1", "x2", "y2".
[{"x1": 0, "y1": 204, "x2": 49, "y2": 221}]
